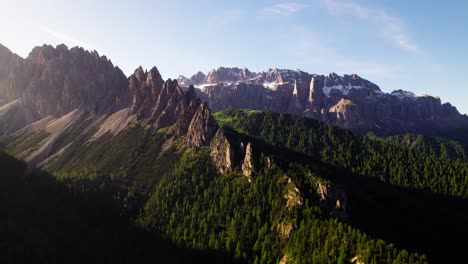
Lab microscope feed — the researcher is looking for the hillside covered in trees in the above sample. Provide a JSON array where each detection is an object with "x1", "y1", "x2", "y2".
[{"x1": 2, "y1": 108, "x2": 467, "y2": 263}]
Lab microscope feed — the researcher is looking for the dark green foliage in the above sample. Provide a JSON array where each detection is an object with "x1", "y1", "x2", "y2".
[
  {"x1": 140, "y1": 148, "x2": 427, "y2": 264},
  {"x1": 211, "y1": 109, "x2": 468, "y2": 263},
  {"x1": 381, "y1": 133, "x2": 466, "y2": 161},
  {"x1": 214, "y1": 109, "x2": 468, "y2": 198},
  {"x1": 2, "y1": 108, "x2": 467, "y2": 263},
  {"x1": 0, "y1": 150, "x2": 238, "y2": 264}
]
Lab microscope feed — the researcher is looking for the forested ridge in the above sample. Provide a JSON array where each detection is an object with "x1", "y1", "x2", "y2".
[
  {"x1": 139, "y1": 148, "x2": 428, "y2": 263},
  {"x1": 214, "y1": 109, "x2": 468, "y2": 198},
  {"x1": 0, "y1": 151, "x2": 239, "y2": 264},
  {"x1": 1, "y1": 108, "x2": 467, "y2": 263}
]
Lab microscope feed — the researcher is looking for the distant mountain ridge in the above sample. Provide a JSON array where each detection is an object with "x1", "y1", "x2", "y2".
[{"x1": 178, "y1": 67, "x2": 468, "y2": 144}]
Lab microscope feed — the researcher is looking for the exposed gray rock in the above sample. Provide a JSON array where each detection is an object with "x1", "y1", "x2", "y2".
[
  {"x1": 0, "y1": 44, "x2": 220, "y2": 166},
  {"x1": 182, "y1": 67, "x2": 468, "y2": 144},
  {"x1": 209, "y1": 129, "x2": 240, "y2": 174},
  {"x1": 316, "y1": 182, "x2": 347, "y2": 220},
  {"x1": 185, "y1": 101, "x2": 217, "y2": 147},
  {"x1": 190, "y1": 71, "x2": 207, "y2": 85},
  {"x1": 241, "y1": 142, "x2": 254, "y2": 182},
  {"x1": 23, "y1": 44, "x2": 130, "y2": 117},
  {"x1": 280, "y1": 176, "x2": 303, "y2": 209}
]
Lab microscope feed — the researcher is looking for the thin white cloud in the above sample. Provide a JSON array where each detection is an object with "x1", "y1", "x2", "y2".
[
  {"x1": 323, "y1": 0, "x2": 419, "y2": 53},
  {"x1": 39, "y1": 26, "x2": 95, "y2": 50},
  {"x1": 260, "y1": 2, "x2": 309, "y2": 18}
]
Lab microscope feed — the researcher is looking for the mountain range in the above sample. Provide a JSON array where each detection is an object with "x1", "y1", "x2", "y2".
[
  {"x1": 0, "y1": 43, "x2": 467, "y2": 264},
  {"x1": 178, "y1": 67, "x2": 468, "y2": 144}
]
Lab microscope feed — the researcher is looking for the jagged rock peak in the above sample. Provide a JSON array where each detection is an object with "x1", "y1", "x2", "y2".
[
  {"x1": 242, "y1": 142, "x2": 255, "y2": 182},
  {"x1": 324, "y1": 72, "x2": 381, "y2": 91},
  {"x1": 0, "y1": 43, "x2": 18, "y2": 59},
  {"x1": 177, "y1": 75, "x2": 193, "y2": 87},
  {"x1": 147, "y1": 66, "x2": 163, "y2": 81},
  {"x1": 9, "y1": 43, "x2": 130, "y2": 116},
  {"x1": 27, "y1": 44, "x2": 116, "y2": 68},
  {"x1": 177, "y1": 71, "x2": 208, "y2": 87},
  {"x1": 186, "y1": 102, "x2": 217, "y2": 147},
  {"x1": 267, "y1": 68, "x2": 297, "y2": 83},
  {"x1": 206, "y1": 67, "x2": 256, "y2": 84},
  {"x1": 191, "y1": 71, "x2": 207, "y2": 85},
  {"x1": 133, "y1": 66, "x2": 146, "y2": 81}
]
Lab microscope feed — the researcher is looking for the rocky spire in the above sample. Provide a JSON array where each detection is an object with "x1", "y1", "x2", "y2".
[{"x1": 185, "y1": 102, "x2": 217, "y2": 147}]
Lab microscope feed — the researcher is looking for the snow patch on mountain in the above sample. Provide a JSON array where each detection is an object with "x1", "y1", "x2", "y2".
[
  {"x1": 322, "y1": 85, "x2": 368, "y2": 97},
  {"x1": 391, "y1": 90, "x2": 436, "y2": 100},
  {"x1": 263, "y1": 82, "x2": 286, "y2": 91}
]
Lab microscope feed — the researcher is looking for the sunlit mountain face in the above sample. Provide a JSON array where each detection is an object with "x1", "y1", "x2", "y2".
[
  {"x1": 0, "y1": 0, "x2": 468, "y2": 264},
  {"x1": 1, "y1": 6, "x2": 468, "y2": 262}
]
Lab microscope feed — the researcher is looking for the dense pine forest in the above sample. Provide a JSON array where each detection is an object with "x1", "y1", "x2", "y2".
[{"x1": 1, "y1": 109, "x2": 467, "y2": 263}]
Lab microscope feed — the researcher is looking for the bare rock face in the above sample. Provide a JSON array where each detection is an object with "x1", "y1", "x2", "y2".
[
  {"x1": 279, "y1": 254, "x2": 290, "y2": 264},
  {"x1": 209, "y1": 129, "x2": 259, "y2": 178},
  {"x1": 316, "y1": 182, "x2": 347, "y2": 220},
  {"x1": 0, "y1": 44, "x2": 31, "y2": 106},
  {"x1": 0, "y1": 44, "x2": 219, "y2": 163},
  {"x1": 185, "y1": 101, "x2": 217, "y2": 147},
  {"x1": 276, "y1": 222, "x2": 295, "y2": 239},
  {"x1": 275, "y1": 176, "x2": 303, "y2": 240},
  {"x1": 129, "y1": 71, "x2": 217, "y2": 147},
  {"x1": 328, "y1": 99, "x2": 362, "y2": 129},
  {"x1": 130, "y1": 66, "x2": 164, "y2": 118},
  {"x1": 280, "y1": 176, "x2": 304, "y2": 209},
  {"x1": 182, "y1": 67, "x2": 468, "y2": 144},
  {"x1": 23, "y1": 44, "x2": 130, "y2": 117},
  {"x1": 241, "y1": 142, "x2": 255, "y2": 182},
  {"x1": 176, "y1": 75, "x2": 193, "y2": 87},
  {"x1": 209, "y1": 129, "x2": 242, "y2": 174},
  {"x1": 206, "y1": 67, "x2": 255, "y2": 84},
  {"x1": 190, "y1": 71, "x2": 207, "y2": 85}
]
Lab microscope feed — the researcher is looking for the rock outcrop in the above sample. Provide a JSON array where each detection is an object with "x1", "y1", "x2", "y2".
[
  {"x1": 316, "y1": 182, "x2": 347, "y2": 220},
  {"x1": 241, "y1": 142, "x2": 255, "y2": 182},
  {"x1": 209, "y1": 129, "x2": 241, "y2": 174},
  {"x1": 129, "y1": 66, "x2": 164, "y2": 118},
  {"x1": 206, "y1": 67, "x2": 254, "y2": 84},
  {"x1": 209, "y1": 128, "x2": 258, "y2": 180},
  {"x1": 275, "y1": 176, "x2": 303, "y2": 240},
  {"x1": 185, "y1": 101, "x2": 217, "y2": 147},
  {"x1": 24, "y1": 44, "x2": 130, "y2": 117},
  {"x1": 280, "y1": 176, "x2": 304, "y2": 209}
]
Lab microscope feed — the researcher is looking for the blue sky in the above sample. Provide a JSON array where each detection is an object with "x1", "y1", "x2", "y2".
[{"x1": 0, "y1": 0, "x2": 467, "y2": 114}]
